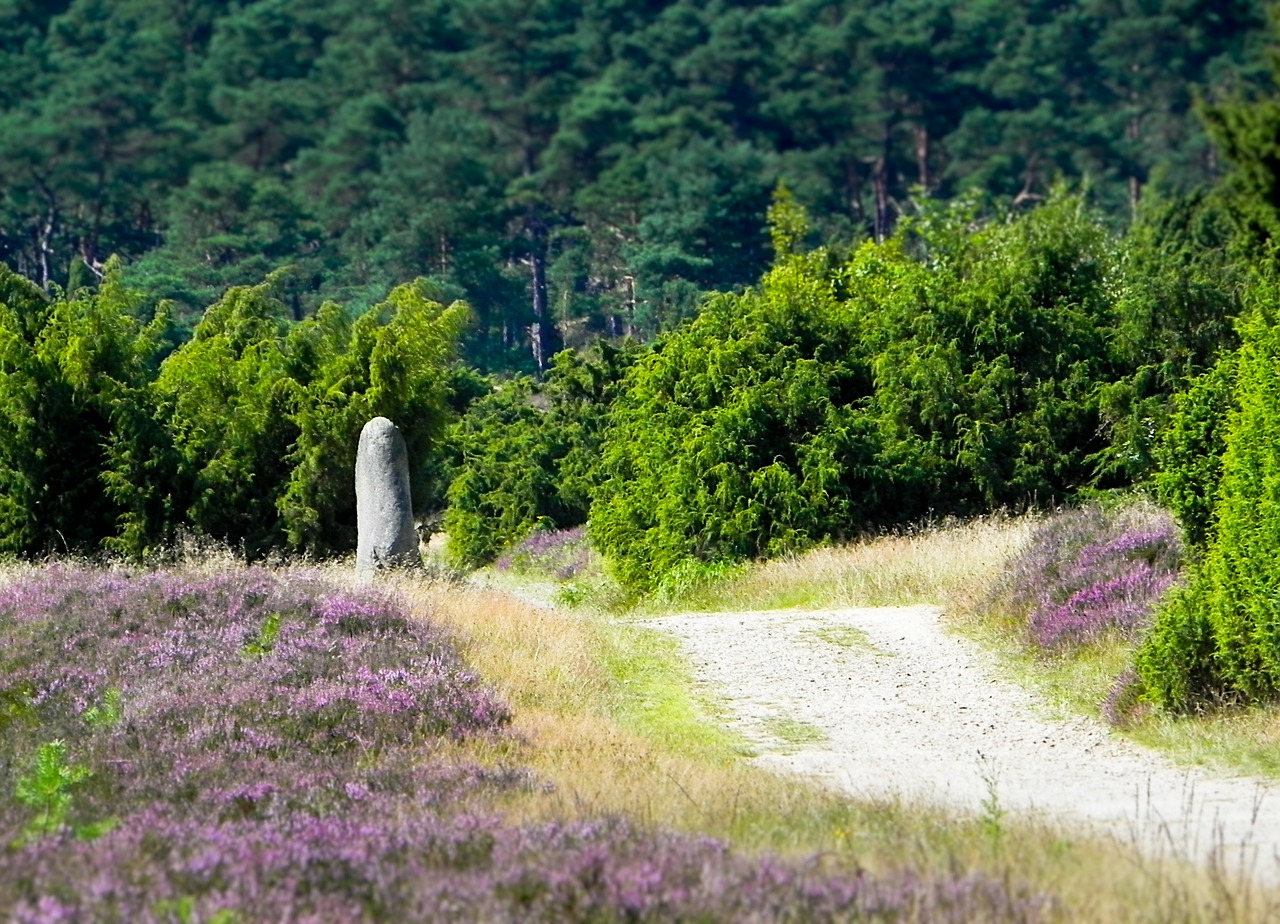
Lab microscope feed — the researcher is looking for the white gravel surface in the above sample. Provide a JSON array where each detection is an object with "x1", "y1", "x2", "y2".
[{"x1": 647, "y1": 604, "x2": 1280, "y2": 884}]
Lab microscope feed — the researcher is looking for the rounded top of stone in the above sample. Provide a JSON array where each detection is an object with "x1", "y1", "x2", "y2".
[{"x1": 363, "y1": 416, "x2": 396, "y2": 433}]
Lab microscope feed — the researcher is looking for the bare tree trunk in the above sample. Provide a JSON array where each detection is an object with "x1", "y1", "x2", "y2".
[
  {"x1": 521, "y1": 144, "x2": 559, "y2": 374},
  {"x1": 1012, "y1": 153, "x2": 1043, "y2": 208},
  {"x1": 846, "y1": 160, "x2": 863, "y2": 226},
  {"x1": 34, "y1": 179, "x2": 58, "y2": 290},
  {"x1": 623, "y1": 273, "x2": 636, "y2": 338},
  {"x1": 1126, "y1": 115, "x2": 1142, "y2": 217},
  {"x1": 526, "y1": 216, "x2": 559, "y2": 374},
  {"x1": 873, "y1": 119, "x2": 892, "y2": 243},
  {"x1": 914, "y1": 124, "x2": 930, "y2": 189},
  {"x1": 873, "y1": 154, "x2": 890, "y2": 244}
]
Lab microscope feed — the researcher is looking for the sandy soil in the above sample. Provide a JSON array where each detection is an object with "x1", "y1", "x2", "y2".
[{"x1": 646, "y1": 604, "x2": 1280, "y2": 884}]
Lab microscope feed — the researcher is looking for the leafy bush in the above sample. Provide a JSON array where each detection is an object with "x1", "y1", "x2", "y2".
[
  {"x1": 591, "y1": 243, "x2": 878, "y2": 591},
  {"x1": 0, "y1": 263, "x2": 469, "y2": 560},
  {"x1": 0, "y1": 563, "x2": 1048, "y2": 921},
  {"x1": 1140, "y1": 294, "x2": 1280, "y2": 709},
  {"x1": 143, "y1": 275, "x2": 469, "y2": 558},
  {"x1": 990, "y1": 503, "x2": 1183, "y2": 652},
  {"x1": 592, "y1": 192, "x2": 1126, "y2": 592},
  {"x1": 446, "y1": 344, "x2": 636, "y2": 566},
  {"x1": 1152, "y1": 352, "x2": 1238, "y2": 549},
  {"x1": 1097, "y1": 190, "x2": 1243, "y2": 485},
  {"x1": 0, "y1": 261, "x2": 167, "y2": 556}
]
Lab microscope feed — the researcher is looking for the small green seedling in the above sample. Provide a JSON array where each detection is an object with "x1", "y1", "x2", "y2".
[
  {"x1": 13, "y1": 739, "x2": 90, "y2": 844},
  {"x1": 83, "y1": 688, "x2": 123, "y2": 727},
  {"x1": 243, "y1": 611, "x2": 283, "y2": 657}
]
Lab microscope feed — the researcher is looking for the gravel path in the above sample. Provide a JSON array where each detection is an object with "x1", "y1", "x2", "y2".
[{"x1": 647, "y1": 605, "x2": 1280, "y2": 883}]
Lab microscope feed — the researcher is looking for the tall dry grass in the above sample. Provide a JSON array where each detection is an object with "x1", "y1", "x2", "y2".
[{"x1": 657, "y1": 514, "x2": 1040, "y2": 614}]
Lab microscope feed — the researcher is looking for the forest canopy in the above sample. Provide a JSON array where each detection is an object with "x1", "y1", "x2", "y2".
[{"x1": 0, "y1": 0, "x2": 1268, "y2": 372}]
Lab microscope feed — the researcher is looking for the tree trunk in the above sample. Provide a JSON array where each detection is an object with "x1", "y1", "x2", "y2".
[
  {"x1": 914, "y1": 124, "x2": 930, "y2": 189},
  {"x1": 1126, "y1": 115, "x2": 1142, "y2": 216},
  {"x1": 527, "y1": 217, "x2": 559, "y2": 374},
  {"x1": 873, "y1": 154, "x2": 890, "y2": 244},
  {"x1": 873, "y1": 118, "x2": 892, "y2": 243},
  {"x1": 37, "y1": 207, "x2": 57, "y2": 290}
]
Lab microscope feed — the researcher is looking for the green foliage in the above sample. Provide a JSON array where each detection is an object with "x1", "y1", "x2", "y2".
[
  {"x1": 281, "y1": 281, "x2": 470, "y2": 556},
  {"x1": 12, "y1": 739, "x2": 93, "y2": 845},
  {"x1": 1153, "y1": 353, "x2": 1238, "y2": 549},
  {"x1": 1140, "y1": 291, "x2": 1280, "y2": 709},
  {"x1": 143, "y1": 273, "x2": 468, "y2": 558},
  {"x1": 0, "y1": 0, "x2": 1266, "y2": 370},
  {"x1": 149, "y1": 273, "x2": 299, "y2": 557},
  {"x1": 653, "y1": 559, "x2": 748, "y2": 609},
  {"x1": 0, "y1": 259, "x2": 166, "y2": 556},
  {"x1": 881, "y1": 192, "x2": 1120, "y2": 507},
  {"x1": 591, "y1": 234, "x2": 877, "y2": 591},
  {"x1": 243, "y1": 613, "x2": 283, "y2": 658},
  {"x1": 1135, "y1": 582, "x2": 1221, "y2": 712},
  {"x1": 82, "y1": 689, "x2": 123, "y2": 728},
  {"x1": 1098, "y1": 190, "x2": 1244, "y2": 484},
  {"x1": 151, "y1": 897, "x2": 241, "y2": 924},
  {"x1": 0, "y1": 260, "x2": 468, "y2": 560},
  {"x1": 591, "y1": 191, "x2": 1127, "y2": 592},
  {"x1": 445, "y1": 343, "x2": 636, "y2": 566}
]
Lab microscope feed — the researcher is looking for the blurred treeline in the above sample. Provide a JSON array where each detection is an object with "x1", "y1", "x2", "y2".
[{"x1": 0, "y1": 0, "x2": 1268, "y2": 372}]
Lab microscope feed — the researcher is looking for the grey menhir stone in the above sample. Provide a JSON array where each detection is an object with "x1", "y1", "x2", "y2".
[{"x1": 355, "y1": 416, "x2": 421, "y2": 573}]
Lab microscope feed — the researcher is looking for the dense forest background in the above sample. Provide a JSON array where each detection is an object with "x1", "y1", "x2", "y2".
[{"x1": 0, "y1": 0, "x2": 1270, "y2": 372}]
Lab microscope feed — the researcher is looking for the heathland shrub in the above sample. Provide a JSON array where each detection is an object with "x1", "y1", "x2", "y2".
[
  {"x1": 1141, "y1": 299, "x2": 1280, "y2": 709},
  {"x1": 592, "y1": 192, "x2": 1125, "y2": 592},
  {"x1": 495, "y1": 526, "x2": 594, "y2": 581},
  {"x1": 445, "y1": 344, "x2": 636, "y2": 567},
  {"x1": 0, "y1": 564, "x2": 1047, "y2": 921},
  {"x1": 991, "y1": 503, "x2": 1182, "y2": 652}
]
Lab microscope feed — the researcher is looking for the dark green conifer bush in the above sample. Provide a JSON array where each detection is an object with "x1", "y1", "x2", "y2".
[
  {"x1": 445, "y1": 344, "x2": 636, "y2": 567},
  {"x1": 589, "y1": 240, "x2": 880, "y2": 591},
  {"x1": 1140, "y1": 288, "x2": 1280, "y2": 709},
  {"x1": 0, "y1": 260, "x2": 166, "y2": 556},
  {"x1": 0, "y1": 263, "x2": 467, "y2": 559},
  {"x1": 1152, "y1": 353, "x2": 1238, "y2": 550},
  {"x1": 590, "y1": 192, "x2": 1126, "y2": 592},
  {"x1": 142, "y1": 275, "x2": 468, "y2": 558}
]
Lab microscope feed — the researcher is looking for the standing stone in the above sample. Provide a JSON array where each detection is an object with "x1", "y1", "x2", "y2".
[{"x1": 355, "y1": 417, "x2": 420, "y2": 574}]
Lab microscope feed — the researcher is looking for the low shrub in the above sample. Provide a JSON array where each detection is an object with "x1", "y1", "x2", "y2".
[
  {"x1": 991, "y1": 503, "x2": 1183, "y2": 652},
  {"x1": 495, "y1": 526, "x2": 594, "y2": 581}
]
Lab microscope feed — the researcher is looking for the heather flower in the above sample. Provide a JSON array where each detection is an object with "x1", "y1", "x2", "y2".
[
  {"x1": 495, "y1": 526, "x2": 593, "y2": 581},
  {"x1": 992, "y1": 504, "x2": 1183, "y2": 652}
]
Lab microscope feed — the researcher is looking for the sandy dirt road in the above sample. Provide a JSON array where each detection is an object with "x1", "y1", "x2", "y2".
[{"x1": 647, "y1": 605, "x2": 1280, "y2": 884}]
